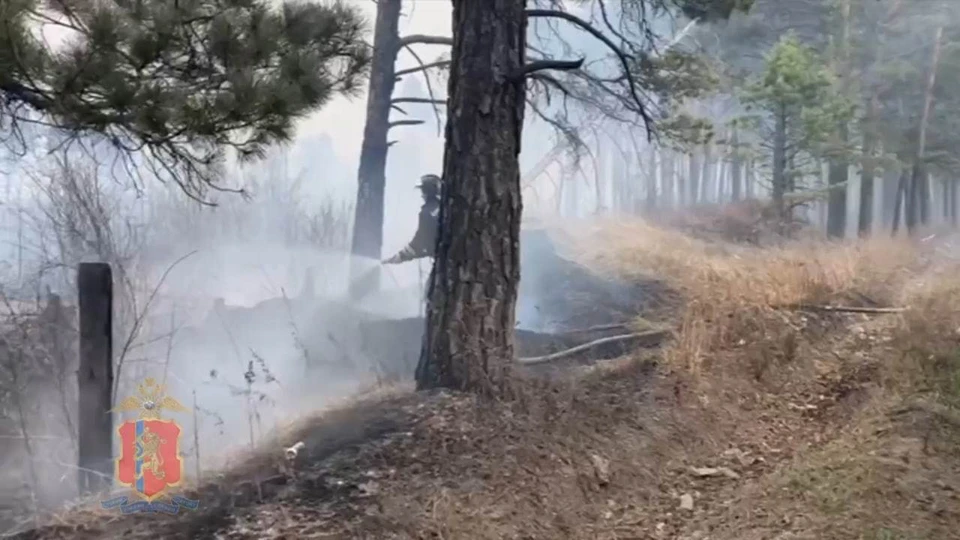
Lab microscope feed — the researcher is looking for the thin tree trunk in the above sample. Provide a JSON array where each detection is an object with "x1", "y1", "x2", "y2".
[
  {"x1": 772, "y1": 106, "x2": 787, "y2": 225},
  {"x1": 730, "y1": 128, "x2": 742, "y2": 202},
  {"x1": 645, "y1": 145, "x2": 658, "y2": 212},
  {"x1": 879, "y1": 168, "x2": 897, "y2": 229},
  {"x1": 594, "y1": 142, "x2": 606, "y2": 213},
  {"x1": 349, "y1": 0, "x2": 402, "y2": 291},
  {"x1": 827, "y1": 0, "x2": 851, "y2": 239},
  {"x1": 686, "y1": 151, "x2": 699, "y2": 206},
  {"x1": 858, "y1": 96, "x2": 877, "y2": 236},
  {"x1": 908, "y1": 24, "x2": 943, "y2": 234},
  {"x1": 701, "y1": 142, "x2": 713, "y2": 204},
  {"x1": 826, "y1": 122, "x2": 848, "y2": 238},
  {"x1": 416, "y1": 0, "x2": 525, "y2": 393},
  {"x1": 892, "y1": 169, "x2": 907, "y2": 235},
  {"x1": 950, "y1": 178, "x2": 958, "y2": 227},
  {"x1": 662, "y1": 149, "x2": 675, "y2": 208},
  {"x1": 942, "y1": 177, "x2": 950, "y2": 223}
]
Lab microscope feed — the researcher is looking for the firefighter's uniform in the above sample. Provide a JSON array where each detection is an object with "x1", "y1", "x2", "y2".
[{"x1": 383, "y1": 174, "x2": 441, "y2": 265}]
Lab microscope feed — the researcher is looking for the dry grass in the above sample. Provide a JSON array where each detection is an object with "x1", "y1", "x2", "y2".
[{"x1": 559, "y1": 217, "x2": 918, "y2": 373}]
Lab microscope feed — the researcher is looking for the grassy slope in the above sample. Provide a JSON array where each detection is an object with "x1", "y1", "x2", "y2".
[{"x1": 19, "y1": 218, "x2": 960, "y2": 540}]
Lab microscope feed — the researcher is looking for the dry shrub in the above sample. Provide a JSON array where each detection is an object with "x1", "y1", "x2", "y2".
[
  {"x1": 893, "y1": 264, "x2": 960, "y2": 405},
  {"x1": 560, "y1": 217, "x2": 917, "y2": 373}
]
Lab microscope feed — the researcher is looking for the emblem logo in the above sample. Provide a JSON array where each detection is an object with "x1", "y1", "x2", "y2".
[{"x1": 101, "y1": 378, "x2": 200, "y2": 514}]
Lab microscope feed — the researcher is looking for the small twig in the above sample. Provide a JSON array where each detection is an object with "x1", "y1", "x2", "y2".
[{"x1": 517, "y1": 329, "x2": 671, "y2": 365}]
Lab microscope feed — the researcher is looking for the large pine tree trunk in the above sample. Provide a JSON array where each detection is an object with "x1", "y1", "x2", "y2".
[
  {"x1": 348, "y1": 0, "x2": 401, "y2": 292},
  {"x1": 416, "y1": 0, "x2": 526, "y2": 393}
]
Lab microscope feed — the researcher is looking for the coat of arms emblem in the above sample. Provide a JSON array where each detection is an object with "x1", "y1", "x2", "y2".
[{"x1": 102, "y1": 378, "x2": 200, "y2": 514}]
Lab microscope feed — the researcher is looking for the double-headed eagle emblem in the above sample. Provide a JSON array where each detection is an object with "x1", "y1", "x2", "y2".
[{"x1": 113, "y1": 377, "x2": 188, "y2": 419}]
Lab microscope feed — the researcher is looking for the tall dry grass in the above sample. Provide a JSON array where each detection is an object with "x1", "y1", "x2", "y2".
[{"x1": 561, "y1": 217, "x2": 920, "y2": 373}]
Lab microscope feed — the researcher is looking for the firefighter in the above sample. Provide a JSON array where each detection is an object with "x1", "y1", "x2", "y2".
[{"x1": 382, "y1": 174, "x2": 442, "y2": 265}]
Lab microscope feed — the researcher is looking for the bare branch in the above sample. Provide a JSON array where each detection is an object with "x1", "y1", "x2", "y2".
[
  {"x1": 526, "y1": 8, "x2": 653, "y2": 137},
  {"x1": 388, "y1": 119, "x2": 426, "y2": 129},
  {"x1": 511, "y1": 58, "x2": 585, "y2": 80},
  {"x1": 391, "y1": 97, "x2": 447, "y2": 105},
  {"x1": 397, "y1": 35, "x2": 453, "y2": 48},
  {"x1": 395, "y1": 60, "x2": 451, "y2": 79}
]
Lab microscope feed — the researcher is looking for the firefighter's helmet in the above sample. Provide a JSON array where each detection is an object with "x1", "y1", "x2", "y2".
[{"x1": 416, "y1": 174, "x2": 442, "y2": 195}]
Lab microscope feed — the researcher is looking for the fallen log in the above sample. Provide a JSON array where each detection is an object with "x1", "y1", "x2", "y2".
[{"x1": 516, "y1": 328, "x2": 672, "y2": 365}]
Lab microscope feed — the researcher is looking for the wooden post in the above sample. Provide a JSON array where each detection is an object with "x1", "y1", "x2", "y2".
[{"x1": 77, "y1": 262, "x2": 114, "y2": 495}]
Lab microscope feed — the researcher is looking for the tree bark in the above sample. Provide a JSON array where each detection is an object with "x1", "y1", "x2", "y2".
[
  {"x1": 349, "y1": 0, "x2": 402, "y2": 291},
  {"x1": 77, "y1": 262, "x2": 114, "y2": 495},
  {"x1": 416, "y1": 0, "x2": 526, "y2": 393}
]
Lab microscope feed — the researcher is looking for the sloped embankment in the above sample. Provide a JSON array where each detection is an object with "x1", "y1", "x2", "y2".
[{"x1": 18, "y1": 220, "x2": 960, "y2": 540}]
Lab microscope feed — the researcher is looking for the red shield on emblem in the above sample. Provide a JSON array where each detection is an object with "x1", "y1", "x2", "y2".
[{"x1": 116, "y1": 419, "x2": 184, "y2": 501}]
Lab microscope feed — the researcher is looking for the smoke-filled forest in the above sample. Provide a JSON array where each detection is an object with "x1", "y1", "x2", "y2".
[{"x1": 1, "y1": 0, "x2": 959, "y2": 538}]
